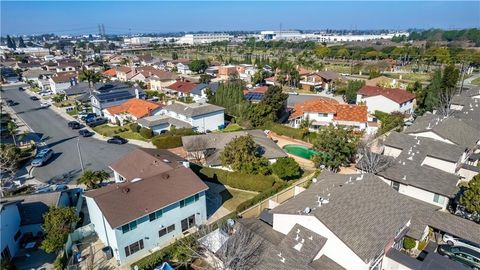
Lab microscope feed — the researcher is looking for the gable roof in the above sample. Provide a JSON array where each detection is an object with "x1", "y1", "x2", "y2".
[
  {"x1": 165, "y1": 80, "x2": 197, "y2": 93},
  {"x1": 5, "y1": 191, "x2": 63, "y2": 225},
  {"x1": 290, "y1": 98, "x2": 367, "y2": 123},
  {"x1": 334, "y1": 104, "x2": 368, "y2": 122},
  {"x1": 190, "y1": 82, "x2": 220, "y2": 96},
  {"x1": 103, "y1": 68, "x2": 117, "y2": 77},
  {"x1": 105, "y1": 98, "x2": 162, "y2": 119},
  {"x1": 86, "y1": 148, "x2": 208, "y2": 228},
  {"x1": 164, "y1": 102, "x2": 224, "y2": 117},
  {"x1": 51, "y1": 71, "x2": 77, "y2": 83},
  {"x1": 137, "y1": 115, "x2": 192, "y2": 129},
  {"x1": 357, "y1": 85, "x2": 415, "y2": 104}
]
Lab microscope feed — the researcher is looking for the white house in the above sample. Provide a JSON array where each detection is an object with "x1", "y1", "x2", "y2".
[
  {"x1": 84, "y1": 148, "x2": 208, "y2": 264},
  {"x1": 0, "y1": 200, "x2": 22, "y2": 262},
  {"x1": 137, "y1": 102, "x2": 225, "y2": 133},
  {"x1": 49, "y1": 71, "x2": 77, "y2": 94},
  {"x1": 356, "y1": 85, "x2": 416, "y2": 114},
  {"x1": 102, "y1": 98, "x2": 163, "y2": 125}
]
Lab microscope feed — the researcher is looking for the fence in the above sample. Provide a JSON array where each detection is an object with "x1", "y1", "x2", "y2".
[{"x1": 65, "y1": 223, "x2": 96, "y2": 256}]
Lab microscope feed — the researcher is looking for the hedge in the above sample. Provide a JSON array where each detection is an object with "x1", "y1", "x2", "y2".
[
  {"x1": 263, "y1": 122, "x2": 318, "y2": 142},
  {"x1": 139, "y1": 127, "x2": 154, "y2": 139},
  {"x1": 191, "y1": 164, "x2": 278, "y2": 192},
  {"x1": 129, "y1": 123, "x2": 141, "y2": 133},
  {"x1": 151, "y1": 135, "x2": 183, "y2": 149}
]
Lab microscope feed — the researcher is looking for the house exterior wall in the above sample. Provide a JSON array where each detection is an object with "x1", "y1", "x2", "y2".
[
  {"x1": 150, "y1": 79, "x2": 176, "y2": 91},
  {"x1": 50, "y1": 81, "x2": 71, "y2": 94},
  {"x1": 421, "y1": 156, "x2": 457, "y2": 174},
  {"x1": 85, "y1": 197, "x2": 118, "y2": 254},
  {"x1": 191, "y1": 111, "x2": 225, "y2": 132},
  {"x1": 0, "y1": 204, "x2": 21, "y2": 260},
  {"x1": 357, "y1": 95, "x2": 401, "y2": 114},
  {"x1": 382, "y1": 255, "x2": 415, "y2": 270},
  {"x1": 383, "y1": 146, "x2": 402, "y2": 158},
  {"x1": 407, "y1": 132, "x2": 455, "y2": 145},
  {"x1": 150, "y1": 123, "x2": 170, "y2": 134},
  {"x1": 272, "y1": 214, "x2": 370, "y2": 270}
]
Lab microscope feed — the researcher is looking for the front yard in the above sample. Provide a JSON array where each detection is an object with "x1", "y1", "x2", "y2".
[{"x1": 93, "y1": 124, "x2": 149, "y2": 142}]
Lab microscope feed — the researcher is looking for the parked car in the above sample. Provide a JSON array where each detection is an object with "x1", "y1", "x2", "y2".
[
  {"x1": 107, "y1": 136, "x2": 128, "y2": 144},
  {"x1": 80, "y1": 113, "x2": 96, "y2": 121},
  {"x1": 40, "y1": 102, "x2": 50, "y2": 108},
  {"x1": 86, "y1": 117, "x2": 107, "y2": 128},
  {"x1": 78, "y1": 129, "x2": 94, "y2": 137},
  {"x1": 39, "y1": 90, "x2": 52, "y2": 96},
  {"x1": 437, "y1": 244, "x2": 480, "y2": 269},
  {"x1": 444, "y1": 234, "x2": 480, "y2": 253},
  {"x1": 18, "y1": 87, "x2": 25, "y2": 91},
  {"x1": 31, "y1": 148, "x2": 54, "y2": 167},
  {"x1": 30, "y1": 96, "x2": 40, "y2": 101},
  {"x1": 6, "y1": 99, "x2": 18, "y2": 106},
  {"x1": 68, "y1": 121, "x2": 82, "y2": 129}
]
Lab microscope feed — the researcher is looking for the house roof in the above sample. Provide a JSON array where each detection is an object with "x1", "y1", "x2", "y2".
[
  {"x1": 164, "y1": 102, "x2": 224, "y2": 118},
  {"x1": 51, "y1": 71, "x2": 77, "y2": 83},
  {"x1": 190, "y1": 82, "x2": 220, "y2": 96},
  {"x1": 116, "y1": 66, "x2": 133, "y2": 73},
  {"x1": 250, "y1": 86, "x2": 269, "y2": 94},
  {"x1": 105, "y1": 98, "x2": 162, "y2": 119},
  {"x1": 315, "y1": 71, "x2": 340, "y2": 81},
  {"x1": 147, "y1": 70, "x2": 178, "y2": 81},
  {"x1": 85, "y1": 148, "x2": 208, "y2": 228},
  {"x1": 103, "y1": 68, "x2": 117, "y2": 77},
  {"x1": 22, "y1": 69, "x2": 54, "y2": 78},
  {"x1": 271, "y1": 172, "x2": 438, "y2": 263},
  {"x1": 165, "y1": 80, "x2": 197, "y2": 93},
  {"x1": 357, "y1": 85, "x2": 415, "y2": 104},
  {"x1": 137, "y1": 115, "x2": 192, "y2": 129},
  {"x1": 334, "y1": 104, "x2": 368, "y2": 122},
  {"x1": 290, "y1": 98, "x2": 367, "y2": 123},
  {"x1": 6, "y1": 191, "x2": 63, "y2": 225},
  {"x1": 182, "y1": 130, "x2": 287, "y2": 166}
]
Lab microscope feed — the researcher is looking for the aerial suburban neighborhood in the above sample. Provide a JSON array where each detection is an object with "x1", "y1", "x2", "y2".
[{"x1": 1, "y1": 1, "x2": 480, "y2": 270}]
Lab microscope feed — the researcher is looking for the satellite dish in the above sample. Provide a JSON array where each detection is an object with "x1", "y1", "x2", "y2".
[
  {"x1": 227, "y1": 219, "x2": 235, "y2": 227},
  {"x1": 312, "y1": 178, "x2": 317, "y2": 183},
  {"x1": 304, "y1": 207, "x2": 311, "y2": 214}
]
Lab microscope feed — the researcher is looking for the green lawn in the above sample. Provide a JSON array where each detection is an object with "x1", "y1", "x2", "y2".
[
  {"x1": 220, "y1": 188, "x2": 257, "y2": 212},
  {"x1": 222, "y1": 123, "x2": 243, "y2": 132},
  {"x1": 472, "y1": 77, "x2": 480, "y2": 86},
  {"x1": 93, "y1": 124, "x2": 149, "y2": 142}
]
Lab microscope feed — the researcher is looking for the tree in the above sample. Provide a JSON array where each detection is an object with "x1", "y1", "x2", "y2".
[
  {"x1": 261, "y1": 85, "x2": 288, "y2": 120},
  {"x1": 18, "y1": 37, "x2": 26, "y2": 48},
  {"x1": 337, "y1": 80, "x2": 365, "y2": 104},
  {"x1": 76, "y1": 170, "x2": 110, "y2": 189},
  {"x1": 0, "y1": 144, "x2": 20, "y2": 195},
  {"x1": 171, "y1": 51, "x2": 178, "y2": 60},
  {"x1": 189, "y1": 59, "x2": 208, "y2": 73},
  {"x1": 52, "y1": 93, "x2": 65, "y2": 103},
  {"x1": 41, "y1": 207, "x2": 80, "y2": 253},
  {"x1": 357, "y1": 142, "x2": 392, "y2": 174},
  {"x1": 6, "y1": 120, "x2": 18, "y2": 146},
  {"x1": 199, "y1": 74, "x2": 212, "y2": 84},
  {"x1": 251, "y1": 69, "x2": 268, "y2": 85},
  {"x1": 245, "y1": 103, "x2": 274, "y2": 128},
  {"x1": 368, "y1": 68, "x2": 381, "y2": 79},
  {"x1": 312, "y1": 125, "x2": 359, "y2": 171},
  {"x1": 374, "y1": 111, "x2": 404, "y2": 134},
  {"x1": 220, "y1": 135, "x2": 270, "y2": 174},
  {"x1": 6, "y1": 35, "x2": 16, "y2": 50},
  {"x1": 78, "y1": 69, "x2": 101, "y2": 95},
  {"x1": 314, "y1": 45, "x2": 331, "y2": 59},
  {"x1": 271, "y1": 157, "x2": 302, "y2": 180},
  {"x1": 459, "y1": 173, "x2": 480, "y2": 214}
]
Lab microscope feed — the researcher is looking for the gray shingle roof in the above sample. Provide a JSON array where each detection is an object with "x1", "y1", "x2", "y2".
[
  {"x1": 6, "y1": 191, "x2": 62, "y2": 225},
  {"x1": 271, "y1": 172, "x2": 438, "y2": 263},
  {"x1": 190, "y1": 82, "x2": 220, "y2": 96},
  {"x1": 164, "y1": 102, "x2": 224, "y2": 118},
  {"x1": 182, "y1": 130, "x2": 287, "y2": 166},
  {"x1": 137, "y1": 115, "x2": 192, "y2": 129}
]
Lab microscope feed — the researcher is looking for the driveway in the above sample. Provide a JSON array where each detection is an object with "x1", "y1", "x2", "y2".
[{"x1": 1, "y1": 85, "x2": 136, "y2": 183}]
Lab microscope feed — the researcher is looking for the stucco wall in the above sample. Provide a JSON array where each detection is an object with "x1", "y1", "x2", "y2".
[{"x1": 0, "y1": 204, "x2": 21, "y2": 259}]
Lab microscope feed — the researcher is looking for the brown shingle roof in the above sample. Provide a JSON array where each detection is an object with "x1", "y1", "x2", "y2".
[
  {"x1": 358, "y1": 85, "x2": 415, "y2": 104},
  {"x1": 51, "y1": 71, "x2": 77, "y2": 83},
  {"x1": 166, "y1": 80, "x2": 197, "y2": 93}
]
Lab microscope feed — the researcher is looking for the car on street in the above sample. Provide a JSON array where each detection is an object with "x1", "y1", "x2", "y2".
[
  {"x1": 68, "y1": 121, "x2": 82, "y2": 129},
  {"x1": 18, "y1": 87, "x2": 25, "y2": 91},
  {"x1": 30, "y1": 96, "x2": 40, "y2": 101},
  {"x1": 86, "y1": 117, "x2": 107, "y2": 128},
  {"x1": 78, "y1": 129, "x2": 94, "y2": 137},
  {"x1": 40, "y1": 102, "x2": 50, "y2": 108},
  {"x1": 107, "y1": 136, "x2": 128, "y2": 144},
  {"x1": 31, "y1": 148, "x2": 54, "y2": 167},
  {"x1": 39, "y1": 90, "x2": 53, "y2": 96},
  {"x1": 444, "y1": 234, "x2": 480, "y2": 253},
  {"x1": 6, "y1": 99, "x2": 18, "y2": 106},
  {"x1": 437, "y1": 244, "x2": 480, "y2": 269},
  {"x1": 80, "y1": 113, "x2": 96, "y2": 122}
]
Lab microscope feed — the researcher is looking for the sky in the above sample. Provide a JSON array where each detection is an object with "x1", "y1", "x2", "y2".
[{"x1": 1, "y1": 1, "x2": 479, "y2": 35}]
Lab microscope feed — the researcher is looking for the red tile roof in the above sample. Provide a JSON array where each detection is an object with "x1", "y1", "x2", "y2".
[
  {"x1": 103, "y1": 69, "x2": 117, "y2": 77},
  {"x1": 290, "y1": 98, "x2": 367, "y2": 123},
  {"x1": 357, "y1": 85, "x2": 415, "y2": 104},
  {"x1": 166, "y1": 80, "x2": 197, "y2": 93},
  {"x1": 334, "y1": 104, "x2": 368, "y2": 122},
  {"x1": 105, "y1": 98, "x2": 162, "y2": 119},
  {"x1": 250, "y1": 86, "x2": 269, "y2": 94}
]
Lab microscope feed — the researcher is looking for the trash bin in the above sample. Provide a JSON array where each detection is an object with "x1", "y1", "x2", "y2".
[{"x1": 102, "y1": 246, "x2": 113, "y2": 260}]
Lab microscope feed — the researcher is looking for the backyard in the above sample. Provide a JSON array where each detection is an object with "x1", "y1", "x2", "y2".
[{"x1": 219, "y1": 188, "x2": 257, "y2": 212}]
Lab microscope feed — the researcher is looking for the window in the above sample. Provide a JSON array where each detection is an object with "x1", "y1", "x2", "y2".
[
  {"x1": 318, "y1": 113, "x2": 328, "y2": 117},
  {"x1": 180, "y1": 194, "x2": 200, "y2": 208},
  {"x1": 159, "y1": 224, "x2": 176, "y2": 237},
  {"x1": 121, "y1": 220, "x2": 138, "y2": 234},
  {"x1": 181, "y1": 215, "x2": 196, "y2": 232},
  {"x1": 124, "y1": 239, "x2": 144, "y2": 257},
  {"x1": 13, "y1": 230, "x2": 21, "y2": 242},
  {"x1": 433, "y1": 194, "x2": 445, "y2": 204},
  {"x1": 149, "y1": 209, "x2": 163, "y2": 222},
  {"x1": 391, "y1": 181, "x2": 400, "y2": 191}
]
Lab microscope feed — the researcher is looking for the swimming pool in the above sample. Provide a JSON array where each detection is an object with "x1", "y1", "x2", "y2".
[{"x1": 283, "y1": 144, "x2": 322, "y2": 160}]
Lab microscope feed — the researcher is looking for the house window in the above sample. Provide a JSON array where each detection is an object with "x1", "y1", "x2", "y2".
[
  {"x1": 180, "y1": 194, "x2": 200, "y2": 208},
  {"x1": 391, "y1": 181, "x2": 400, "y2": 191},
  {"x1": 433, "y1": 194, "x2": 445, "y2": 204},
  {"x1": 121, "y1": 220, "x2": 138, "y2": 234},
  {"x1": 181, "y1": 215, "x2": 196, "y2": 232},
  {"x1": 124, "y1": 239, "x2": 144, "y2": 257},
  {"x1": 318, "y1": 113, "x2": 328, "y2": 117},
  {"x1": 159, "y1": 224, "x2": 176, "y2": 238},
  {"x1": 149, "y1": 209, "x2": 163, "y2": 222},
  {"x1": 13, "y1": 230, "x2": 21, "y2": 242}
]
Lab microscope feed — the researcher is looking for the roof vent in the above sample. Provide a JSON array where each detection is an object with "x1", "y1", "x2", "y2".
[
  {"x1": 163, "y1": 159, "x2": 170, "y2": 163},
  {"x1": 304, "y1": 207, "x2": 311, "y2": 214},
  {"x1": 122, "y1": 187, "x2": 130, "y2": 194},
  {"x1": 161, "y1": 173, "x2": 170, "y2": 179},
  {"x1": 131, "y1": 178, "x2": 142, "y2": 183}
]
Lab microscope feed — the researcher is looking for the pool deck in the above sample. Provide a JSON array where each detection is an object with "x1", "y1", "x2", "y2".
[{"x1": 269, "y1": 132, "x2": 316, "y2": 170}]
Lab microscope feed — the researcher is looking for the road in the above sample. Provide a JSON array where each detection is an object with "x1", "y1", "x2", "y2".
[{"x1": 2, "y1": 84, "x2": 136, "y2": 183}]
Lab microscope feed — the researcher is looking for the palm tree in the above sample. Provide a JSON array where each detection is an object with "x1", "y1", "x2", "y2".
[
  {"x1": 78, "y1": 68, "x2": 101, "y2": 96},
  {"x1": 77, "y1": 170, "x2": 110, "y2": 189},
  {"x1": 7, "y1": 120, "x2": 18, "y2": 145}
]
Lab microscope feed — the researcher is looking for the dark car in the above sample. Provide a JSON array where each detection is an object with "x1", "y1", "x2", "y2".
[
  {"x1": 107, "y1": 136, "x2": 128, "y2": 144},
  {"x1": 6, "y1": 99, "x2": 18, "y2": 106},
  {"x1": 437, "y1": 244, "x2": 480, "y2": 269},
  {"x1": 78, "y1": 129, "x2": 94, "y2": 137},
  {"x1": 80, "y1": 113, "x2": 96, "y2": 121},
  {"x1": 18, "y1": 87, "x2": 25, "y2": 91},
  {"x1": 86, "y1": 118, "x2": 107, "y2": 128},
  {"x1": 67, "y1": 121, "x2": 82, "y2": 129},
  {"x1": 30, "y1": 96, "x2": 40, "y2": 101}
]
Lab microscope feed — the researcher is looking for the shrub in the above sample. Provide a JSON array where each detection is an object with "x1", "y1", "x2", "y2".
[
  {"x1": 191, "y1": 164, "x2": 278, "y2": 192},
  {"x1": 53, "y1": 253, "x2": 67, "y2": 270},
  {"x1": 151, "y1": 135, "x2": 183, "y2": 149},
  {"x1": 271, "y1": 157, "x2": 302, "y2": 180},
  {"x1": 417, "y1": 239, "x2": 428, "y2": 251},
  {"x1": 139, "y1": 127, "x2": 154, "y2": 139},
  {"x1": 403, "y1": 236, "x2": 416, "y2": 250},
  {"x1": 129, "y1": 123, "x2": 141, "y2": 133}
]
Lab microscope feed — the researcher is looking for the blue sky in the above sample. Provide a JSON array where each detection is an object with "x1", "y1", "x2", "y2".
[{"x1": 1, "y1": 1, "x2": 479, "y2": 35}]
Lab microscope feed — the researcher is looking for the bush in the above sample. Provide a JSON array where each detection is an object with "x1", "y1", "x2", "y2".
[
  {"x1": 271, "y1": 157, "x2": 302, "y2": 180},
  {"x1": 129, "y1": 123, "x2": 141, "y2": 133},
  {"x1": 53, "y1": 253, "x2": 67, "y2": 270},
  {"x1": 191, "y1": 164, "x2": 278, "y2": 192},
  {"x1": 417, "y1": 239, "x2": 428, "y2": 251},
  {"x1": 374, "y1": 111, "x2": 404, "y2": 134},
  {"x1": 403, "y1": 236, "x2": 416, "y2": 250},
  {"x1": 151, "y1": 135, "x2": 183, "y2": 149},
  {"x1": 139, "y1": 127, "x2": 154, "y2": 139}
]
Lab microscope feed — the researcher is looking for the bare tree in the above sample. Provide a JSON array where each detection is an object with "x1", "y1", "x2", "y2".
[
  {"x1": 437, "y1": 88, "x2": 456, "y2": 117},
  {"x1": 357, "y1": 143, "x2": 393, "y2": 174},
  {"x1": 0, "y1": 144, "x2": 20, "y2": 196},
  {"x1": 186, "y1": 137, "x2": 209, "y2": 164}
]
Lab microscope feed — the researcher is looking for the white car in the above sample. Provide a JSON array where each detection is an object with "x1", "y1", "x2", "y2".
[
  {"x1": 39, "y1": 91, "x2": 52, "y2": 96},
  {"x1": 40, "y1": 102, "x2": 50, "y2": 108},
  {"x1": 443, "y1": 234, "x2": 480, "y2": 253}
]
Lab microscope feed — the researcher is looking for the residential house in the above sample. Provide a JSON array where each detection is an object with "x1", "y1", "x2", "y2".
[
  {"x1": 55, "y1": 59, "x2": 81, "y2": 72},
  {"x1": 236, "y1": 64, "x2": 257, "y2": 82},
  {"x1": 205, "y1": 66, "x2": 219, "y2": 77},
  {"x1": 181, "y1": 130, "x2": 287, "y2": 169},
  {"x1": 217, "y1": 65, "x2": 238, "y2": 80},
  {"x1": 299, "y1": 71, "x2": 339, "y2": 91},
  {"x1": 22, "y1": 69, "x2": 54, "y2": 84},
  {"x1": 288, "y1": 98, "x2": 373, "y2": 133},
  {"x1": 243, "y1": 86, "x2": 269, "y2": 103},
  {"x1": 83, "y1": 61, "x2": 103, "y2": 72},
  {"x1": 265, "y1": 76, "x2": 279, "y2": 86},
  {"x1": 365, "y1": 75, "x2": 402, "y2": 88},
  {"x1": 190, "y1": 82, "x2": 220, "y2": 102},
  {"x1": 0, "y1": 67, "x2": 20, "y2": 83},
  {"x1": 139, "y1": 70, "x2": 178, "y2": 91},
  {"x1": 116, "y1": 66, "x2": 136, "y2": 82},
  {"x1": 49, "y1": 71, "x2": 78, "y2": 94},
  {"x1": 356, "y1": 86, "x2": 416, "y2": 114},
  {"x1": 138, "y1": 102, "x2": 224, "y2": 133},
  {"x1": 450, "y1": 87, "x2": 480, "y2": 112},
  {"x1": 163, "y1": 80, "x2": 197, "y2": 97},
  {"x1": 103, "y1": 68, "x2": 117, "y2": 80},
  {"x1": 176, "y1": 62, "x2": 191, "y2": 75},
  {"x1": 84, "y1": 148, "x2": 208, "y2": 264},
  {"x1": 103, "y1": 98, "x2": 163, "y2": 125},
  {"x1": 89, "y1": 83, "x2": 144, "y2": 116}
]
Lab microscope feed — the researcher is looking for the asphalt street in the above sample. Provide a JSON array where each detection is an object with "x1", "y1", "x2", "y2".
[{"x1": 1, "y1": 85, "x2": 136, "y2": 183}]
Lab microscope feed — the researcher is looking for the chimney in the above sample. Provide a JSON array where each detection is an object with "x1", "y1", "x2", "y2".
[{"x1": 135, "y1": 88, "x2": 140, "y2": 99}]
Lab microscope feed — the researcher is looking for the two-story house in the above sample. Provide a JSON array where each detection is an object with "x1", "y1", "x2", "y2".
[
  {"x1": 299, "y1": 71, "x2": 339, "y2": 91},
  {"x1": 90, "y1": 83, "x2": 143, "y2": 116},
  {"x1": 49, "y1": 71, "x2": 78, "y2": 94},
  {"x1": 84, "y1": 148, "x2": 208, "y2": 264},
  {"x1": 356, "y1": 85, "x2": 416, "y2": 114},
  {"x1": 163, "y1": 80, "x2": 197, "y2": 97},
  {"x1": 103, "y1": 98, "x2": 163, "y2": 125}
]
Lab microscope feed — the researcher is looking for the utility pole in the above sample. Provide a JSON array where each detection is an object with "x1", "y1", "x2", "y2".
[{"x1": 77, "y1": 138, "x2": 85, "y2": 173}]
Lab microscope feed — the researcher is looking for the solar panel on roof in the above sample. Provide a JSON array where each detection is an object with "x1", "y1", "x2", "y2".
[{"x1": 245, "y1": 92, "x2": 264, "y2": 101}]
